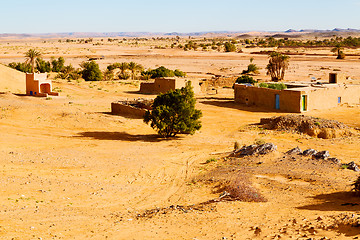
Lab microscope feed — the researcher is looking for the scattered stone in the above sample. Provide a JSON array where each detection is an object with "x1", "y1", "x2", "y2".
[
  {"x1": 344, "y1": 162, "x2": 360, "y2": 172},
  {"x1": 234, "y1": 143, "x2": 277, "y2": 157},
  {"x1": 313, "y1": 151, "x2": 330, "y2": 160},
  {"x1": 286, "y1": 147, "x2": 302, "y2": 155},
  {"x1": 328, "y1": 158, "x2": 341, "y2": 165},
  {"x1": 254, "y1": 227, "x2": 261, "y2": 235},
  {"x1": 302, "y1": 149, "x2": 318, "y2": 156}
]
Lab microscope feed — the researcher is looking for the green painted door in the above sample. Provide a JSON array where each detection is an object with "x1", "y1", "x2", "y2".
[{"x1": 302, "y1": 95, "x2": 307, "y2": 111}]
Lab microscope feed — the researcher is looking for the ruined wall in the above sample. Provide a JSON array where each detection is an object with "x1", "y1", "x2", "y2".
[
  {"x1": 111, "y1": 102, "x2": 147, "y2": 118},
  {"x1": 306, "y1": 85, "x2": 360, "y2": 110},
  {"x1": 139, "y1": 78, "x2": 176, "y2": 94},
  {"x1": 234, "y1": 84, "x2": 302, "y2": 112}
]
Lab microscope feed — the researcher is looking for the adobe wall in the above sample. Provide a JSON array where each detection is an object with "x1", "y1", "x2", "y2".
[
  {"x1": 139, "y1": 78, "x2": 176, "y2": 94},
  {"x1": 26, "y1": 74, "x2": 40, "y2": 95},
  {"x1": 111, "y1": 102, "x2": 147, "y2": 118},
  {"x1": 306, "y1": 85, "x2": 360, "y2": 110},
  {"x1": 234, "y1": 84, "x2": 302, "y2": 112}
]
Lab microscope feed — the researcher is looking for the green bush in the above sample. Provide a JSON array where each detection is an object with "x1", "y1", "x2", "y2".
[
  {"x1": 142, "y1": 66, "x2": 185, "y2": 79},
  {"x1": 236, "y1": 75, "x2": 256, "y2": 84},
  {"x1": 144, "y1": 81, "x2": 202, "y2": 137},
  {"x1": 51, "y1": 57, "x2": 65, "y2": 72},
  {"x1": 8, "y1": 62, "x2": 31, "y2": 73},
  {"x1": 80, "y1": 61, "x2": 103, "y2": 81},
  {"x1": 224, "y1": 42, "x2": 236, "y2": 52},
  {"x1": 36, "y1": 58, "x2": 51, "y2": 73},
  {"x1": 174, "y1": 69, "x2": 186, "y2": 77},
  {"x1": 259, "y1": 82, "x2": 287, "y2": 90}
]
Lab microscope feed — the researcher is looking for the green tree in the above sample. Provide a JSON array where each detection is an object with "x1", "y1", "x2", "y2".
[
  {"x1": 266, "y1": 52, "x2": 290, "y2": 81},
  {"x1": 25, "y1": 49, "x2": 42, "y2": 73},
  {"x1": 224, "y1": 42, "x2": 236, "y2": 52},
  {"x1": 51, "y1": 57, "x2": 65, "y2": 72},
  {"x1": 103, "y1": 69, "x2": 115, "y2": 81},
  {"x1": 128, "y1": 61, "x2": 143, "y2": 79},
  {"x1": 56, "y1": 64, "x2": 79, "y2": 80},
  {"x1": 144, "y1": 81, "x2": 202, "y2": 138},
  {"x1": 118, "y1": 62, "x2": 130, "y2": 79},
  {"x1": 8, "y1": 62, "x2": 31, "y2": 73},
  {"x1": 331, "y1": 43, "x2": 345, "y2": 59},
  {"x1": 80, "y1": 61, "x2": 103, "y2": 81},
  {"x1": 36, "y1": 57, "x2": 51, "y2": 73}
]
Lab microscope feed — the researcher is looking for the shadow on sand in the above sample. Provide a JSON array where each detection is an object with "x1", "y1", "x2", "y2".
[
  {"x1": 100, "y1": 111, "x2": 143, "y2": 120},
  {"x1": 75, "y1": 131, "x2": 178, "y2": 142},
  {"x1": 297, "y1": 191, "x2": 360, "y2": 212}
]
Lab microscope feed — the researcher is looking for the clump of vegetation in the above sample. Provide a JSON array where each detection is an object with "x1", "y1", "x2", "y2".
[
  {"x1": 51, "y1": 57, "x2": 65, "y2": 72},
  {"x1": 36, "y1": 57, "x2": 51, "y2": 73},
  {"x1": 80, "y1": 61, "x2": 103, "y2": 81},
  {"x1": 242, "y1": 58, "x2": 260, "y2": 75},
  {"x1": 235, "y1": 75, "x2": 256, "y2": 84},
  {"x1": 141, "y1": 66, "x2": 186, "y2": 79},
  {"x1": 106, "y1": 61, "x2": 143, "y2": 80},
  {"x1": 259, "y1": 82, "x2": 287, "y2": 90},
  {"x1": 266, "y1": 52, "x2": 289, "y2": 81},
  {"x1": 56, "y1": 64, "x2": 81, "y2": 81},
  {"x1": 205, "y1": 158, "x2": 217, "y2": 164},
  {"x1": 224, "y1": 175, "x2": 267, "y2": 202},
  {"x1": 224, "y1": 42, "x2": 236, "y2": 52},
  {"x1": 352, "y1": 176, "x2": 360, "y2": 196},
  {"x1": 144, "y1": 81, "x2": 202, "y2": 138},
  {"x1": 8, "y1": 62, "x2": 31, "y2": 73},
  {"x1": 331, "y1": 43, "x2": 345, "y2": 59}
]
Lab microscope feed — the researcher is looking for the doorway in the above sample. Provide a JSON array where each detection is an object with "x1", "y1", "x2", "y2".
[{"x1": 275, "y1": 94, "x2": 280, "y2": 110}]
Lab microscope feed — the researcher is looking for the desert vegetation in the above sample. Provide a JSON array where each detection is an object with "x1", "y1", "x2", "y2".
[
  {"x1": 144, "y1": 81, "x2": 202, "y2": 137},
  {"x1": 266, "y1": 52, "x2": 290, "y2": 81}
]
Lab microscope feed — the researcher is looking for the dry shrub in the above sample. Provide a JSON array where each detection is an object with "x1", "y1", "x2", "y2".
[{"x1": 224, "y1": 175, "x2": 267, "y2": 202}]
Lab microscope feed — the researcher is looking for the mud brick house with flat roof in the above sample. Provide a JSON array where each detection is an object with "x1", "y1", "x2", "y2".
[
  {"x1": 234, "y1": 73, "x2": 360, "y2": 113},
  {"x1": 26, "y1": 73, "x2": 59, "y2": 97}
]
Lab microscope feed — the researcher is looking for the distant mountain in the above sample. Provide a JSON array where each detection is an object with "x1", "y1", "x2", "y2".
[{"x1": 1, "y1": 29, "x2": 360, "y2": 39}]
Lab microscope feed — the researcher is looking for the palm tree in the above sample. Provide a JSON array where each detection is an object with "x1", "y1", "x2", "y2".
[
  {"x1": 266, "y1": 52, "x2": 290, "y2": 81},
  {"x1": 25, "y1": 49, "x2": 42, "y2": 73},
  {"x1": 128, "y1": 62, "x2": 143, "y2": 79},
  {"x1": 331, "y1": 43, "x2": 345, "y2": 59},
  {"x1": 118, "y1": 62, "x2": 129, "y2": 75}
]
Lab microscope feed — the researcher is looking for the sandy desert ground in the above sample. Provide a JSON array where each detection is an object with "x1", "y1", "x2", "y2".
[{"x1": 0, "y1": 38, "x2": 359, "y2": 239}]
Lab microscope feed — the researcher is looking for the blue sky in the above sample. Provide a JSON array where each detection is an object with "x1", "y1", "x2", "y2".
[{"x1": 1, "y1": 0, "x2": 360, "y2": 33}]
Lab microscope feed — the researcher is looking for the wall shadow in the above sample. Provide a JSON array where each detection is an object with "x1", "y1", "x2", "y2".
[
  {"x1": 99, "y1": 111, "x2": 143, "y2": 119},
  {"x1": 199, "y1": 98, "x2": 287, "y2": 113},
  {"x1": 75, "y1": 131, "x2": 177, "y2": 142},
  {"x1": 297, "y1": 191, "x2": 360, "y2": 212}
]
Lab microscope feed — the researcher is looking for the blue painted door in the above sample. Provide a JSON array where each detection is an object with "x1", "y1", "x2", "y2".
[{"x1": 275, "y1": 94, "x2": 280, "y2": 110}]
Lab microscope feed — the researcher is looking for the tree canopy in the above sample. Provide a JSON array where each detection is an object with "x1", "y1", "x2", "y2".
[
  {"x1": 80, "y1": 61, "x2": 103, "y2": 81},
  {"x1": 266, "y1": 52, "x2": 289, "y2": 81},
  {"x1": 144, "y1": 81, "x2": 202, "y2": 138}
]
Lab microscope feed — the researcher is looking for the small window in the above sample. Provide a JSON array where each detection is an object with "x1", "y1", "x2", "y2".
[{"x1": 338, "y1": 97, "x2": 341, "y2": 104}]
